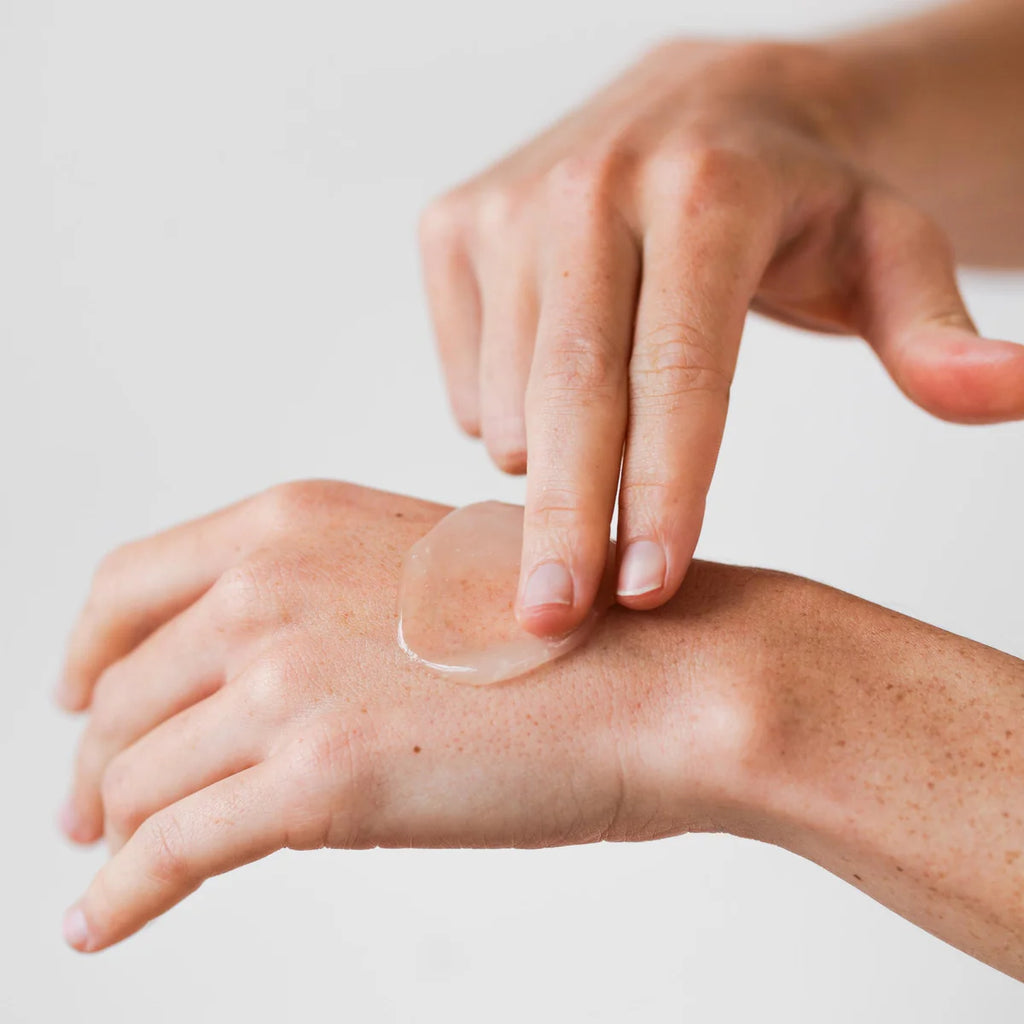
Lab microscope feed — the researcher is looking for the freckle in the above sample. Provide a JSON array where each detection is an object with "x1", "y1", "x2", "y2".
[
  {"x1": 927, "y1": 781, "x2": 934, "y2": 790},
  {"x1": 1006, "y1": 850, "x2": 1020, "y2": 865},
  {"x1": 562, "y1": 270, "x2": 570, "y2": 278},
  {"x1": 395, "y1": 512, "x2": 404, "y2": 518},
  {"x1": 361, "y1": 707, "x2": 367, "y2": 713},
  {"x1": 1006, "y1": 730, "x2": 1014, "y2": 739},
  {"x1": 413, "y1": 745, "x2": 421, "y2": 753},
  {"x1": 837, "y1": 740, "x2": 846, "y2": 747}
]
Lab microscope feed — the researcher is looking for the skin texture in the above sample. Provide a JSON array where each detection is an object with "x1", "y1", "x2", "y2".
[
  {"x1": 418, "y1": 0, "x2": 1024, "y2": 639},
  {"x1": 57, "y1": 482, "x2": 1024, "y2": 979}
]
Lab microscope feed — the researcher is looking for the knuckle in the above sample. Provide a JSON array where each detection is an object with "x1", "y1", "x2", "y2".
[
  {"x1": 140, "y1": 812, "x2": 191, "y2": 885},
  {"x1": 546, "y1": 150, "x2": 621, "y2": 204},
  {"x1": 650, "y1": 139, "x2": 769, "y2": 213},
  {"x1": 255, "y1": 480, "x2": 317, "y2": 531},
  {"x1": 683, "y1": 141, "x2": 763, "y2": 196},
  {"x1": 618, "y1": 477, "x2": 676, "y2": 511},
  {"x1": 254, "y1": 479, "x2": 343, "y2": 536},
  {"x1": 282, "y1": 722, "x2": 374, "y2": 850},
  {"x1": 898, "y1": 202, "x2": 953, "y2": 259},
  {"x1": 237, "y1": 654, "x2": 295, "y2": 721},
  {"x1": 212, "y1": 562, "x2": 271, "y2": 627},
  {"x1": 616, "y1": 479, "x2": 691, "y2": 540},
  {"x1": 475, "y1": 186, "x2": 527, "y2": 235},
  {"x1": 211, "y1": 557, "x2": 291, "y2": 630},
  {"x1": 418, "y1": 192, "x2": 467, "y2": 253},
  {"x1": 533, "y1": 336, "x2": 621, "y2": 406},
  {"x1": 525, "y1": 487, "x2": 587, "y2": 534},
  {"x1": 87, "y1": 544, "x2": 133, "y2": 605},
  {"x1": 290, "y1": 724, "x2": 362, "y2": 787},
  {"x1": 632, "y1": 326, "x2": 732, "y2": 404}
]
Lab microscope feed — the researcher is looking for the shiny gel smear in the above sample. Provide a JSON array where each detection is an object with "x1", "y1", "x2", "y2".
[{"x1": 398, "y1": 501, "x2": 606, "y2": 685}]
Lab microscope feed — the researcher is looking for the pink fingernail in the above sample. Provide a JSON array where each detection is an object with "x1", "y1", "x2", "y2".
[
  {"x1": 617, "y1": 540, "x2": 666, "y2": 597},
  {"x1": 522, "y1": 562, "x2": 574, "y2": 610},
  {"x1": 63, "y1": 905, "x2": 90, "y2": 951}
]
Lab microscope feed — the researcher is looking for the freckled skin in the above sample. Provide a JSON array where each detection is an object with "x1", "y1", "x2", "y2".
[
  {"x1": 56, "y1": 481, "x2": 1024, "y2": 980},
  {"x1": 398, "y1": 502, "x2": 610, "y2": 684}
]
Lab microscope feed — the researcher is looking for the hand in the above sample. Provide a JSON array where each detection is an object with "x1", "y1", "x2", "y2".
[
  {"x1": 55, "y1": 480, "x2": 1024, "y2": 976},
  {"x1": 418, "y1": 39, "x2": 1024, "y2": 636},
  {"x1": 55, "y1": 480, "x2": 765, "y2": 952}
]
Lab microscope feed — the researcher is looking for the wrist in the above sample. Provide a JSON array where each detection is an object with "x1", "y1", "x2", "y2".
[{"x1": 601, "y1": 564, "x2": 821, "y2": 844}]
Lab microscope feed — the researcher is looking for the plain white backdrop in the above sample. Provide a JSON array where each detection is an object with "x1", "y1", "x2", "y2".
[{"x1": 2, "y1": 0, "x2": 1022, "y2": 1019}]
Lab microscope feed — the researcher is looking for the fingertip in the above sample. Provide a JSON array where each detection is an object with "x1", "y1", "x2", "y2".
[
  {"x1": 454, "y1": 408, "x2": 482, "y2": 439},
  {"x1": 484, "y1": 436, "x2": 528, "y2": 476},
  {"x1": 62, "y1": 905, "x2": 94, "y2": 953},
  {"x1": 54, "y1": 691, "x2": 89, "y2": 714},
  {"x1": 894, "y1": 330, "x2": 1024, "y2": 424},
  {"x1": 59, "y1": 799, "x2": 103, "y2": 845},
  {"x1": 53, "y1": 669, "x2": 89, "y2": 711},
  {"x1": 616, "y1": 539, "x2": 665, "y2": 595},
  {"x1": 516, "y1": 558, "x2": 607, "y2": 637}
]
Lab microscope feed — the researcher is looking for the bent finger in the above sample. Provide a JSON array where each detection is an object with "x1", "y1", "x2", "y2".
[
  {"x1": 57, "y1": 494, "x2": 260, "y2": 712},
  {"x1": 63, "y1": 592, "x2": 230, "y2": 845},
  {"x1": 101, "y1": 684, "x2": 267, "y2": 852},
  {"x1": 419, "y1": 197, "x2": 484, "y2": 436},
  {"x1": 477, "y1": 247, "x2": 538, "y2": 473}
]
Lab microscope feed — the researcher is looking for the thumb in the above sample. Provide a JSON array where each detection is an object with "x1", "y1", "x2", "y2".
[{"x1": 855, "y1": 189, "x2": 1024, "y2": 425}]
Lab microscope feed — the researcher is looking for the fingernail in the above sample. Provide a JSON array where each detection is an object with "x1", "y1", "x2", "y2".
[
  {"x1": 617, "y1": 540, "x2": 666, "y2": 597},
  {"x1": 63, "y1": 905, "x2": 90, "y2": 951},
  {"x1": 522, "y1": 562, "x2": 573, "y2": 610},
  {"x1": 58, "y1": 799, "x2": 80, "y2": 838}
]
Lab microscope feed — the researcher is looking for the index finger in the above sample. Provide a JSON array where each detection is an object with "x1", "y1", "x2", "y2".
[{"x1": 516, "y1": 169, "x2": 639, "y2": 636}]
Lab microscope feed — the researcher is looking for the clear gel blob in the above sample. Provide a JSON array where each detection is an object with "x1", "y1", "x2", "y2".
[{"x1": 398, "y1": 501, "x2": 608, "y2": 686}]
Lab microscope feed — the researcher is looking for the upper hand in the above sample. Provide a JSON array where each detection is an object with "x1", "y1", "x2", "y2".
[{"x1": 418, "y1": 39, "x2": 1024, "y2": 635}]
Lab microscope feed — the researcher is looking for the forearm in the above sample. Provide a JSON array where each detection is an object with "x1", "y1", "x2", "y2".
[
  {"x1": 730, "y1": 584, "x2": 1024, "y2": 979},
  {"x1": 825, "y1": 0, "x2": 1024, "y2": 264}
]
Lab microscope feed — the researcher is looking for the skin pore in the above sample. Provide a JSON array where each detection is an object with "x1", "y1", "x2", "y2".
[
  {"x1": 418, "y1": 0, "x2": 1024, "y2": 639},
  {"x1": 398, "y1": 502, "x2": 611, "y2": 684},
  {"x1": 56, "y1": 482, "x2": 1024, "y2": 978}
]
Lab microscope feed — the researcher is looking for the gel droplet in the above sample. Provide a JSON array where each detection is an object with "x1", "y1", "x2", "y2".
[{"x1": 397, "y1": 501, "x2": 609, "y2": 685}]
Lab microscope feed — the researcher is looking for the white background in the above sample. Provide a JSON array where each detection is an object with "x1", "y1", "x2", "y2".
[{"x1": 2, "y1": 0, "x2": 1022, "y2": 1019}]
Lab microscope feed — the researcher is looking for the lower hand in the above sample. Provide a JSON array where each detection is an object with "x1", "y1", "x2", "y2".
[
  {"x1": 55, "y1": 481, "x2": 751, "y2": 951},
  {"x1": 56, "y1": 480, "x2": 1024, "y2": 980}
]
